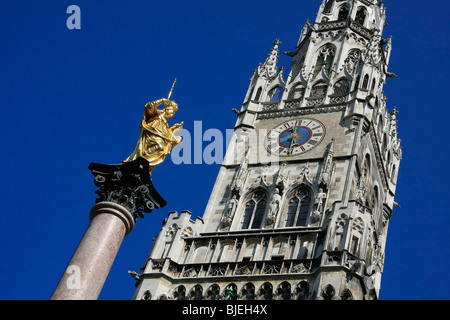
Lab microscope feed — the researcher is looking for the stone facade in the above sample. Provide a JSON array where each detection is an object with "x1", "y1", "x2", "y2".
[{"x1": 131, "y1": 0, "x2": 401, "y2": 300}]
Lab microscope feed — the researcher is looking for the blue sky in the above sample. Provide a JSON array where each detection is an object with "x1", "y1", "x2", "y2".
[{"x1": 0, "y1": 0, "x2": 449, "y2": 300}]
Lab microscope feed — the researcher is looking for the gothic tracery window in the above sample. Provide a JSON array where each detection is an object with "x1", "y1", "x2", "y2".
[
  {"x1": 313, "y1": 45, "x2": 335, "y2": 77},
  {"x1": 284, "y1": 187, "x2": 312, "y2": 227},
  {"x1": 241, "y1": 190, "x2": 267, "y2": 229}
]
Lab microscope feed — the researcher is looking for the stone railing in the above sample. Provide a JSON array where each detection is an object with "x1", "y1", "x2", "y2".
[{"x1": 160, "y1": 258, "x2": 316, "y2": 279}]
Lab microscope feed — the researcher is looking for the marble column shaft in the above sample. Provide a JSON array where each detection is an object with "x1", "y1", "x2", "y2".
[{"x1": 50, "y1": 202, "x2": 134, "y2": 300}]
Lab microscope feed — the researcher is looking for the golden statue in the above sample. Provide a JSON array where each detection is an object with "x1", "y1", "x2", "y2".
[{"x1": 124, "y1": 80, "x2": 183, "y2": 174}]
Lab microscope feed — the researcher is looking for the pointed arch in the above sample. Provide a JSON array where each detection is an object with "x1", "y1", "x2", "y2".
[
  {"x1": 310, "y1": 80, "x2": 328, "y2": 98},
  {"x1": 362, "y1": 74, "x2": 370, "y2": 90},
  {"x1": 341, "y1": 289, "x2": 354, "y2": 300},
  {"x1": 338, "y1": 4, "x2": 350, "y2": 21},
  {"x1": 173, "y1": 285, "x2": 186, "y2": 300},
  {"x1": 295, "y1": 281, "x2": 310, "y2": 300},
  {"x1": 332, "y1": 78, "x2": 351, "y2": 96},
  {"x1": 313, "y1": 44, "x2": 336, "y2": 78},
  {"x1": 254, "y1": 86, "x2": 263, "y2": 101},
  {"x1": 355, "y1": 7, "x2": 367, "y2": 26},
  {"x1": 276, "y1": 281, "x2": 292, "y2": 300},
  {"x1": 240, "y1": 283, "x2": 256, "y2": 300},
  {"x1": 287, "y1": 82, "x2": 306, "y2": 100},
  {"x1": 283, "y1": 185, "x2": 313, "y2": 227},
  {"x1": 267, "y1": 86, "x2": 283, "y2": 102},
  {"x1": 322, "y1": 284, "x2": 336, "y2": 300},
  {"x1": 205, "y1": 284, "x2": 221, "y2": 300},
  {"x1": 257, "y1": 282, "x2": 273, "y2": 300},
  {"x1": 223, "y1": 283, "x2": 238, "y2": 300},
  {"x1": 188, "y1": 285, "x2": 204, "y2": 300},
  {"x1": 240, "y1": 188, "x2": 268, "y2": 230}
]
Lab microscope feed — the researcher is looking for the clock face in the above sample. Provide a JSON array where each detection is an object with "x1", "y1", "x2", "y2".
[{"x1": 265, "y1": 118, "x2": 326, "y2": 157}]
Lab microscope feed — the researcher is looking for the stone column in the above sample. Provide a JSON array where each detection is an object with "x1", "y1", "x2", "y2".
[{"x1": 50, "y1": 158, "x2": 166, "y2": 300}]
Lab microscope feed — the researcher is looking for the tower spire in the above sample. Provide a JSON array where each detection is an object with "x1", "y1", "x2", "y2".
[{"x1": 258, "y1": 39, "x2": 282, "y2": 80}]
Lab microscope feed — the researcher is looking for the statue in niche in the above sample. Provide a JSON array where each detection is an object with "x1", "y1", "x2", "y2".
[
  {"x1": 222, "y1": 195, "x2": 238, "y2": 228},
  {"x1": 266, "y1": 188, "x2": 281, "y2": 225},
  {"x1": 311, "y1": 188, "x2": 327, "y2": 223},
  {"x1": 314, "y1": 188, "x2": 327, "y2": 213},
  {"x1": 355, "y1": 168, "x2": 367, "y2": 202}
]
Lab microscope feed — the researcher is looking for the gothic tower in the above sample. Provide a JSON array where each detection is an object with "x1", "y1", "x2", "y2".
[{"x1": 131, "y1": 0, "x2": 402, "y2": 300}]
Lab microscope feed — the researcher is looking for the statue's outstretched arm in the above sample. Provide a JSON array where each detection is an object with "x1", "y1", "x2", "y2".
[{"x1": 144, "y1": 98, "x2": 169, "y2": 117}]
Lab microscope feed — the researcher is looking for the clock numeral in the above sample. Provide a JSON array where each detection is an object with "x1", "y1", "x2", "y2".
[
  {"x1": 308, "y1": 140, "x2": 319, "y2": 146},
  {"x1": 312, "y1": 133, "x2": 323, "y2": 137}
]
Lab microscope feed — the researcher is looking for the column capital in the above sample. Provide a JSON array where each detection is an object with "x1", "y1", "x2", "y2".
[{"x1": 88, "y1": 157, "x2": 167, "y2": 223}]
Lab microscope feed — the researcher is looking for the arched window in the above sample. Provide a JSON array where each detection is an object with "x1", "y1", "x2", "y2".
[
  {"x1": 173, "y1": 285, "x2": 186, "y2": 300},
  {"x1": 284, "y1": 187, "x2": 312, "y2": 227},
  {"x1": 223, "y1": 284, "x2": 238, "y2": 300},
  {"x1": 322, "y1": 284, "x2": 336, "y2": 300},
  {"x1": 240, "y1": 283, "x2": 256, "y2": 300},
  {"x1": 338, "y1": 5, "x2": 350, "y2": 20},
  {"x1": 241, "y1": 190, "x2": 267, "y2": 229},
  {"x1": 372, "y1": 186, "x2": 379, "y2": 217},
  {"x1": 288, "y1": 84, "x2": 305, "y2": 100},
  {"x1": 313, "y1": 45, "x2": 335, "y2": 77},
  {"x1": 206, "y1": 284, "x2": 221, "y2": 300},
  {"x1": 310, "y1": 81, "x2": 328, "y2": 98},
  {"x1": 333, "y1": 78, "x2": 351, "y2": 96},
  {"x1": 189, "y1": 285, "x2": 204, "y2": 300},
  {"x1": 276, "y1": 282, "x2": 292, "y2": 300},
  {"x1": 267, "y1": 86, "x2": 283, "y2": 102},
  {"x1": 362, "y1": 74, "x2": 370, "y2": 90},
  {"x1": 355, "y1": 7, "x2": 367, "y2": 25},
  {"x1": 371, "y1": 78, "x2": 377, "y2": 94},
  {"x1": 296, "y1": 281, "x2": 310, "y2": 300},
  {"x1": 257, "y1": 282, "x2": 273, "y2": 300},
  {"x1": 323, "y1": 0, "x2": 334, "y2": 14},
  {"x1": 254, "y1": 87, "x2": 263, "y2": 101}
]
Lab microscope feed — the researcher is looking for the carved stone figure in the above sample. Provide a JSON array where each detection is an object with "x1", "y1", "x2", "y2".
[
  {"x1": 314, "y1": 188, "x2": 327, "y2": 213},
  {"x1": 355, "y1": 168, "x2": 367, "y2": 202},
  {"x1": 222, "y1": 195, "x2": 238, "y2": 228},
  {"x1": 266, "y1": 188, "x2": 281, "y2": 225}
]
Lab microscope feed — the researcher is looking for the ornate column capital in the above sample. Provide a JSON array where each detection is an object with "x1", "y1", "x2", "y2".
[{"x1": 88, "y1": 157, "x2": 167, "y2": 222}]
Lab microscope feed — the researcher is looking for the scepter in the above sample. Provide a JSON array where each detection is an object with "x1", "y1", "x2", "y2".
[{"x1": 167, "y1": 78, "x2": 177, "y2": 100}]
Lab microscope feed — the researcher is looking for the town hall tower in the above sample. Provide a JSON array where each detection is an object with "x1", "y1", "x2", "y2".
[{"x1": 131, "y1": 0, "x2": 402, "y2": 300}]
